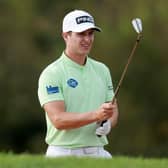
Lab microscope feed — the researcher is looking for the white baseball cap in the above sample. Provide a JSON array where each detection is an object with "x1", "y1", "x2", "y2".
[{"x1": 62, "y1": 10, "x2": 101, "y2": 33}]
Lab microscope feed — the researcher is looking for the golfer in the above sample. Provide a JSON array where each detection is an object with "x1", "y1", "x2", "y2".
[{"x1": 38, "y1": 9, "x2": 119, "y2": 158}]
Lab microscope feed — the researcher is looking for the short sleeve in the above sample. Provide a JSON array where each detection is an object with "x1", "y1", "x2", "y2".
[{"x1": 38, "y1": 70, "x2": 64, "y2": 107}]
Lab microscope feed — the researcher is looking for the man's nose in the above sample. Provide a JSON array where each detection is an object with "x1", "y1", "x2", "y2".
[{"x1": 84, "y1": 35, "x2": 91, "y2": 42}]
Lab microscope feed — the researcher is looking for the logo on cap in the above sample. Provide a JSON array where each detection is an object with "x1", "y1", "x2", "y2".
[{"x1": 76, "y1": 15, "x2": 94, "y2": 24}]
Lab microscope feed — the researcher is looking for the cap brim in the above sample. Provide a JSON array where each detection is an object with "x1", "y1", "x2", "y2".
[
  {"x1": 91, "y1": 26, "x2": 102, "y2": 32},
  {"x1": 73, "y1": 25, "x2": 102, "y2": 32}
]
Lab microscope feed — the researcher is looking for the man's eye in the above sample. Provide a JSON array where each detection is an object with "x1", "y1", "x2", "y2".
[
  {"x1": 78, "y1": 32, "x2": 85, "y2": 36},
  {"x1": 89, "y1": 32, "x2": 94, "y2": 36}
]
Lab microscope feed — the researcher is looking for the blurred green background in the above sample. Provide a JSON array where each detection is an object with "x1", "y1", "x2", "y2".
[{"x1": 0, "y1": 0, "x2": 167, "y2": 157}]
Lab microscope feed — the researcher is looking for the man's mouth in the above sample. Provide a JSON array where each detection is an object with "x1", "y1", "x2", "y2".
[{"x1": 81, "y1": 44, "x2": 90, "y2": 50}]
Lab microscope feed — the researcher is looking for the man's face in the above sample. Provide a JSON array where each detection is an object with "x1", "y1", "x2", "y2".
[{"x1": 64, "y1": 29, "x2": 95, "y2": 56}]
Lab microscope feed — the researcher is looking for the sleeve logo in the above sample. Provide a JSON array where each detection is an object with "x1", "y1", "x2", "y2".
[
  {"x1": 46, "y1": 85, "x2": 59, "y2": 94},
  {"x1": 67, "y1": 78, "x2": 78, "y2": 88}
]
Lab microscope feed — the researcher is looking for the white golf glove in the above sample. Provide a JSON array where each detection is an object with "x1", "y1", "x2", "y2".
[{"x1": 96, "y1": 120, "x2": 112, "y2": 136}]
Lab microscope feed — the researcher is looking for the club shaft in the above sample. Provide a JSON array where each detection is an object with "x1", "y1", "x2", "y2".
[
  {"x1": 97, "y1": 33, "x2": 142, "y2": 137},
  {"x1": 112, "y1": 33, "x2": 142, "y2": 103}
]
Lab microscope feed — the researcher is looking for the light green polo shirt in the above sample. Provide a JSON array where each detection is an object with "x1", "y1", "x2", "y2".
[{"x1": 38, "y1": 52, "x2": 114, "y2": 148}]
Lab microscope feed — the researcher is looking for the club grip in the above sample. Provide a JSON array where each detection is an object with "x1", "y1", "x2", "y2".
[
  {"x1": 100, "y1": 120, "x2": 107, "y2": 126},
  {"x1": 96, "y1": 101, "x2": 113, "y2": 137},
  {"x1": 96, "y1": 120, "x2": 107, "y2": 137}
]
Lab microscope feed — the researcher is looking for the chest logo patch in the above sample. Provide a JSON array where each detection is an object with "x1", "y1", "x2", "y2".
[{"x1": 67, "y1": 78, "x2": 78, "y2": 88}]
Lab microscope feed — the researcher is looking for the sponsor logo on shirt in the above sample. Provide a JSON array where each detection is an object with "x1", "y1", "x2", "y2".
[
  {"x1": 108, "y1": 85, "x2": 113, "y2": 90},
  {"x1": 46, "y1": 85, "x2": 59, "y2": 94},
  {"x1": 67, "y1": 78, "x2": 78, "y2": 88}
]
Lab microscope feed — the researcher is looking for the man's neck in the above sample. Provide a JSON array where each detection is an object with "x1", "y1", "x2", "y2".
[{"x1": 64, "y1": 50, "x2": 87, "y2": 65}]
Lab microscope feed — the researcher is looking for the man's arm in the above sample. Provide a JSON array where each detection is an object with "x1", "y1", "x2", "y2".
[{"x1": 44, "y1": 100, "x2": 114, "y2": 130}]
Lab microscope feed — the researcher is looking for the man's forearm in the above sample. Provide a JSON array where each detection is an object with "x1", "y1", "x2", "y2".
[{"x1": 51, "y1": 111, "x2": 98, "y2": 130}]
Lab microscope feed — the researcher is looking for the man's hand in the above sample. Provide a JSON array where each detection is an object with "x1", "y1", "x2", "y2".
[
  {"x1": 95, "y1": 120, "x2": 111, "y2": 136},
  {"x1": 95, "y1": 102, "x2": 113, "y2": 122}
]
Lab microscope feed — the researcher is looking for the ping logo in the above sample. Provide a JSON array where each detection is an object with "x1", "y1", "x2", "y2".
[
  {"x1": 67, "y1": 78, "x2": 78, "y2": 88},
  {"x1": 46, "y1": 85, "x2": 59, "y2": 94},
  {"x1": 108, "y1": 85, "x2": 113, "y2": 90},
  {"x1": 76, "y1": 15, "x2": 94, "y2": 24}
]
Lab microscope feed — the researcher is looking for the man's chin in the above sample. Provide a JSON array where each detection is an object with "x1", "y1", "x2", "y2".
[{"x1": 81, "y1": 50, "x2": 90, "y2": 56}]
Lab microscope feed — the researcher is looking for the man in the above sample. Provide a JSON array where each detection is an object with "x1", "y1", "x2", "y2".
[{"x1": 38, "y1": 9, "x2": 119, "y2": 158}]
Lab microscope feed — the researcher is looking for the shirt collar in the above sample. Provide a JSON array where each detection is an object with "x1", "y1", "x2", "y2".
[{"x1": 61, "y1": 52, "x2": 88, "y2": 69}]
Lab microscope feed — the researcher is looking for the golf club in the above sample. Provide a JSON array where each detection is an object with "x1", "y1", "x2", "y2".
[{"x1": 97, "y1": 18, "x2": 143, "y2": 137}]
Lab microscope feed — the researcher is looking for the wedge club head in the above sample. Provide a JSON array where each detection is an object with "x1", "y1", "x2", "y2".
[{"x1": 132, "y1": 18, "x2": 142, "y2": 34}]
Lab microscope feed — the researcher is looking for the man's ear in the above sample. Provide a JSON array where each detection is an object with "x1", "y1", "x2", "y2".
[{"x1": 62, "y1": 32, "x2": 70, "y2": 41}]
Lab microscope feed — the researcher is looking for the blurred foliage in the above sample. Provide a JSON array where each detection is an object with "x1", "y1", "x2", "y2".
[{"x1": 0, "y1": 0, "x2": 168, "y2": 157}]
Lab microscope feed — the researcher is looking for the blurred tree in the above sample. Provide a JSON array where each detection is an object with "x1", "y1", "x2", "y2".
[{"x1": 0, "y1": 0, "x2": 167, "y2": 157}]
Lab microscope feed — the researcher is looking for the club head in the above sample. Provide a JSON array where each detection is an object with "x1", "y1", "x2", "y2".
[{"x1": 132, "y1": 18, "x2": 142, "y2": 34}]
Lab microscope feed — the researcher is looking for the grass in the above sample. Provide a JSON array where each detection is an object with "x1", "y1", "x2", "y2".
[{"x1": 0, "y1": 153, "x2": 167, "y2": 168}]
